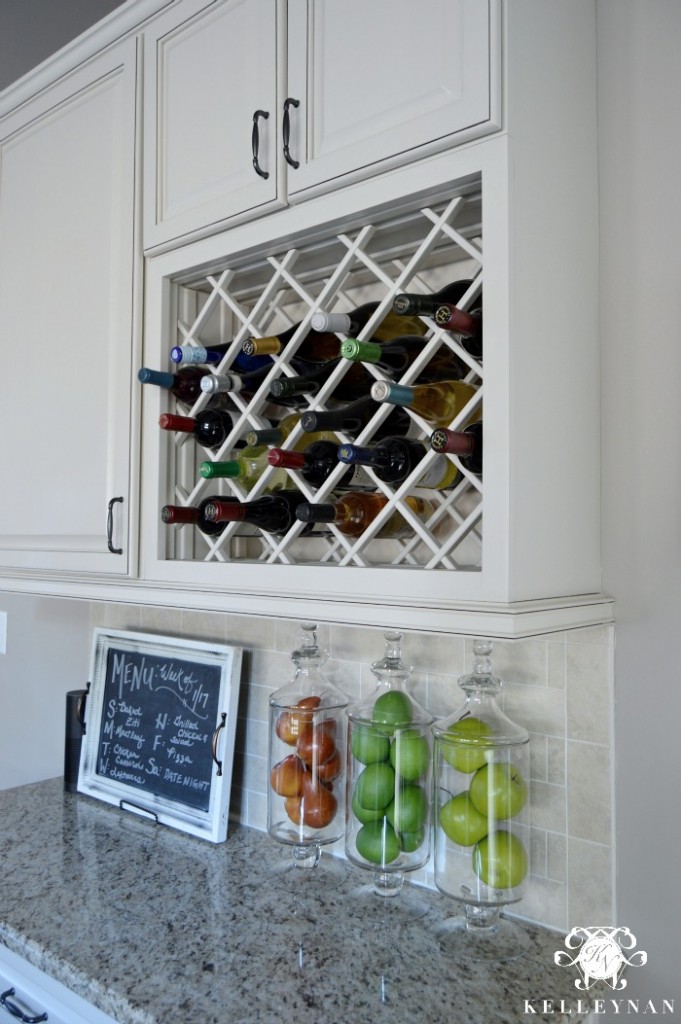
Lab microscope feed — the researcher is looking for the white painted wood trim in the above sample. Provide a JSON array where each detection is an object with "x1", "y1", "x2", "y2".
[{"x1": 0, "y1": 570, "x2": 614, "y2": 638}]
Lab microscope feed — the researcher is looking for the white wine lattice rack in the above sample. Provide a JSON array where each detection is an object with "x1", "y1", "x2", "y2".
[{"x1": 162, "y1": 184, "x2": 483, "y2": 573}]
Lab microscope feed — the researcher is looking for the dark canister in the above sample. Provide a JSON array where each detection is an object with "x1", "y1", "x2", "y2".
[{"x1": 64, "y1": 687, "x2": 89, "y2": 792}]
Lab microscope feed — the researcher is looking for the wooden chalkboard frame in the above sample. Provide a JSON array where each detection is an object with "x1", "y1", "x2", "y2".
[{"x1": 77, "y1": 628, "x2": 242, "y2": 843}]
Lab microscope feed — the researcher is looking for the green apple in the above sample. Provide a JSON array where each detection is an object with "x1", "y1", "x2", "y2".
[
  {"x1": 398, "y1": 828, "x2": 426, "y2": 854},
  {"x1": 355, "y1": 761, "x2": 396, "y2": 811},
  {"x1": 371, "y1": 690, "x2": 412, "y2": 734},
  {"x1": 469, "y1": 762, "x2": 528, "y2": 819},
  {"x1": 351, "y1": 723, "x2": 390, "y2": 765},
  {"x1": 389, "y1": 729, "x2": 430, "y2": 782},
  {"x1": 439, "y1": 792, "x2": 489, "y2": 847},
  {"x1": 386, "y1": 784, "x2": 428, "y2": 834},
  {"x1": 356, "y1": 820, "x2": 401, "y2": 865},
  {"x1": 472, "y1": 830, "x2": 528, "y2": 889},
  {"x1": 351, "y1": 787, "x2": 385, "y2": 825},
  {"x1": 440, "y1": 716, "x2": 492, "y2": 773}
]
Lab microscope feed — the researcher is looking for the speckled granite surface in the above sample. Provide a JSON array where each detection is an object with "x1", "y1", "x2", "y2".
[{"x1": 0, "y1": 778, "x2": 600, "y2": 1024}]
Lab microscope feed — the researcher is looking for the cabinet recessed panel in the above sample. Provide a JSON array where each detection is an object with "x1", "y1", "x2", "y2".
[
  {"x1": 287, "y1": 0, "x2": 497, "y2": 194},
  {"x1": 147, "y1": 0, "x2": 280, "y2": 246},
  {"x1": 0, "y1": 45, "x2": 136, "y2": 573}
]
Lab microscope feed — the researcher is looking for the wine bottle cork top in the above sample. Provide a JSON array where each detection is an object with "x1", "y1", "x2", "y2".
[
  {"x1": 138, "y1": 367, "x2": 174, "y2": 387},
  {"x1": 311, "y1": 311, "x2": 351, "y2": 333},
  {"x1": 295, "y1": 502, "x2": 335, "y2": 523}
]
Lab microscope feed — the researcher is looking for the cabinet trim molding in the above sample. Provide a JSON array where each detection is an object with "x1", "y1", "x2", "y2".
[{"x1": 0, "y1": 571, "x2": 614, "y2": 639}]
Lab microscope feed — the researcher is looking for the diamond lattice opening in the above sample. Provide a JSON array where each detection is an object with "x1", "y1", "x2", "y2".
[{"x1": 159, "y1": 182, "x2": 483, "y2": 572}]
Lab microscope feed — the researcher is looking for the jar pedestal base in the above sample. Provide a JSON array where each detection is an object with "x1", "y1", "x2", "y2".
[{"x1": 436, "y1": 905, "x2": 530, "y2": 961}]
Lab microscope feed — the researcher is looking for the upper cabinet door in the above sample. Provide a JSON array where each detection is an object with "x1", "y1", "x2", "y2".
[
  {"x1": 144, "y1": 0, "x2": 283, "y2": 250},
  {"x1": 286, "y1": 0, "x2": 500, "y2": 197},
  {"x1": 0, "y1": 38, "x2": 137, "y2": 576}
]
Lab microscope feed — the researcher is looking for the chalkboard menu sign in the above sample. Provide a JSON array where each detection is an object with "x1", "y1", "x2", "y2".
[{"x1": 78, "y1": 629, "x2": 242, "y2": 843}]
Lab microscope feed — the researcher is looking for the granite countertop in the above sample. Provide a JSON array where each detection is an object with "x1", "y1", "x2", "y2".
[{"x1": 0, "y1": 778, "x2": 598, "y2": 1024}]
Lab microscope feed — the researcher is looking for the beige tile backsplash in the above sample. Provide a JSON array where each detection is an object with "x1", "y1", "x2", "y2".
[{"x1": 90, "y1": 604, "x2": 615, "y2": 934}]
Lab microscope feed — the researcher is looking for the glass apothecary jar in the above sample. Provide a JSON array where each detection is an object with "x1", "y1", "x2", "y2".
[
  {"x1": 268, "y1": 623, "x2": 348, "y2": 884},
  {"x1": 432, "y1": 639, "x2": 530, "y2": 960},
  {"x1": 345, "y1": 630, "x2": 434, "y2": 920}
]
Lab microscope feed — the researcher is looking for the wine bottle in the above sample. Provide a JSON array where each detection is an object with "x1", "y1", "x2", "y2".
[
  {"x1": 203, "y1": 489, "x2": 313, "y2": 536},
  {"x1": 199, "y1": 447, "x2": 288, "y2": 490},
  {"x1": 337, "y1": 437, "x2": 460, "y2": 490},
  {"x1": 200, "y1": 366, "x2": 271, "y2": 398},
  {"x1": 370, "y1": 379, "x2": 480, "y2": 429},
  {"x1": 242, "y1": 324, "x2": 341, "y2": 363},
  {"x1": 430, "y1": 422, "x2": 483, "y2": 477},
  {"x1": 339, "y1": 335, "x2": 466, "y2": 381},
  {"x1": 138, "y1": 366, "x2": 210, "y2": 406},
  {"x1": 392, "y1": 287, "x2": 482, "y2": 359},
  {"x1": 310, "y1": 302, "x2": 427, "y2": 342},
  {"x1": 299, "y1": 396, "x2": 413, "y2": 440},
  {"x1": 161, "y1": 495, "x2": 235, "y2": 537},
  {"x1": 268, "y1": 357, "x2": 368, "y2": 404},
  {"x1": 267, "y1": 441, "x2": 366, "y2": 489},
  {"x1": 200, "y1": 365, "x2": 305, "y2": 409},
  {"x1": 158, "y1": 410, "x2": 242, "y2": 451},
  {"x1": 295, "y1": 492, "x2": 436, "y2": 539},
  {"x1": 170, "y1": 342, "x2": 271, "y2": 371},
  {"x1": 245, "y1": 412, "x2": 337, "y2": 448}
]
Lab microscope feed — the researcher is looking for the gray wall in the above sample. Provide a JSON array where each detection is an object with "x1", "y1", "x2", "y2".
[
  {"x1": 0, "y1": 592, "x2": 91, "y2": 788},
  {"x1": 598, "y1": 0, "x2": 680, "y2": 1007},
  {"x1": 0, "y1": 0, "x2": 125, "y2": 92}
]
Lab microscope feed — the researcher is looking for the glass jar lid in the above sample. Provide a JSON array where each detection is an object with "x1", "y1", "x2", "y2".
[
  {"x1": 269, "y1": 622, "x2": 347, "y2": 710},
  {"x1": 433, "y1": 640, "x2": 529, "y2": 747},
  {"x1": 348, "y1": 630, "x2": 433, "y2": 727}
]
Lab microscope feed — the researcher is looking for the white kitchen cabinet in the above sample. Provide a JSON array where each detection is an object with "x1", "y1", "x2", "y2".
[
  {"x1": 143, "y1": 0, "x2": 500, "y2": 250},
  {"x1": 0, "y1": 0, "x2": 612, "y2": 640},
  {"x1": 285, "y1": 0, "x2": 500, "y2": 199},
  {"x1": 143, "y1": 0, "x2": 285, "y2": 250},
  {"x1": 0, "y1": 37, "x2": 139, "y2": 576},
  {"x1": 0, "y1": 944, "x2": 117, "y2": 1024}
]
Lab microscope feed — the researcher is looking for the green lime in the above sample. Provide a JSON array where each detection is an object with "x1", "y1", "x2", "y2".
[
  {"x1": 371, "y1": 690, "x2": 412, "y2": 734},
  {"x1": 386, "y1": 784, "x2": 428, "y2": 833},
  {"x1": 355, "y1": 762, "x2": 396, "y2": 811},
  {"x1": 389, "y1": 729, "x2": 430, "y2": 781},
  {"x1": 398, "y1": 828, "x2": 426, "y2": 854},
  {"x1": 351, "y1": 723, "x2": 391, "y2": 765},
  {"x1": 355, "y1": 820, "x2": 401, "y2": 865},
  {"x1": 351, "y1": 786, "x2": 386, "y2": 825}
]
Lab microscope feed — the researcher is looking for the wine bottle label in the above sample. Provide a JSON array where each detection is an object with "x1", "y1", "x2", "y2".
[{"x1": 416, "y1": 459, "x2": 452, "y2": 489}]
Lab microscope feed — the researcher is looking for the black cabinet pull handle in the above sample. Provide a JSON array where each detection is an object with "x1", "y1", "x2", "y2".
[
  {"x1": 282, "y1": 97, "x2": 300, "y2": 168},
  {"x1": 251, "y1": 109, "x2": 270, "y2": 179},
  {"x1": 1, "y1": 988, "x2": 48, "y2": 1024},
  {"x1": 107, "y1": 496, "x2": 124, "y2": 554}
]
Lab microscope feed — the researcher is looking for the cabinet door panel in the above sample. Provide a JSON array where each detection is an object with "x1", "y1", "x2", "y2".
[
  {"x1": 0, "y1": 41, "x2": 136, "y2": 574},
  {"x1": 144, "y1": 0, "x2": 281, "y2": 248},
  {"x1": 287, "y1": 0, "x2": 498, "y2": 195}
]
